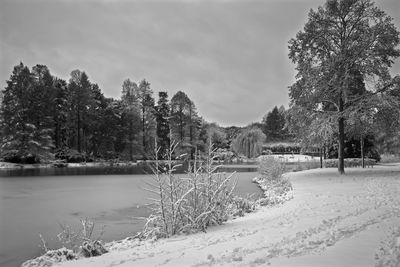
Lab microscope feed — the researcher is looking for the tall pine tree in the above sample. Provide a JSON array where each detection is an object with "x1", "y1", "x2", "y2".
[
  {"x1": 170, "y1": 91, "x2": 201, "y2": 158},
  {"x1": 67, "y1": 70, "x2": 93, "y2": 153},
  {"x1": 137, "y1": 79, "x2": 156, "y2": 155},
  {"x1": 155, "y1": 91, "x2": 170, "y2": 158},
  {"x1": 0, "y1": 63, "x2": 53, "y2": 162},
  {"x1": 121, "y1": 79, "x2": 141, "y2": 160}
]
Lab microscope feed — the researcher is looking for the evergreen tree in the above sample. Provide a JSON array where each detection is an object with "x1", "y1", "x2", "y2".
[
  {"x1": 87, "y1": 83, "x2": 110, "y2": 157},
  {"x1": 121, "y1": 79, "x2": 141, "y2": 160},
  {"x1": 170, "y1": 91, "x2": 190, "y2": 144},
  {"x1": 29, "y1": 65, "x2": 55, "y2": 159},
  {"x1": 170, "y1": 91, "x2": 201, "y2": 158},
  {"x1": 67, "y1": 70, "x2": 93, "y2": 153},
  {"x1": 31, "y1": 65, "x2": 54, "y2": 130},
  {"x1": 262, "y1": 106, "x2": 286, "y2": 140},
  {"x1": 92, "y1": 97, "x2": 120, "y2": 159},
  {"x1": 0, "y1": 63, "x2": 53, "y2": 162},
  {"x1": 155, "y1": 91, "x2": 170, "y2": 158},
  {"x1": 52, "y1": 78, "x2": 69, "y2": 150},
  {"x1": 137, "y1": 79, "x2": 156, "y2": 155}
]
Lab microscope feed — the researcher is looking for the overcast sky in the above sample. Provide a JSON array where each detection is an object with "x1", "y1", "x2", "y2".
[{"x1": 1, "y1": 0, "x2": 399, "y2": 126}]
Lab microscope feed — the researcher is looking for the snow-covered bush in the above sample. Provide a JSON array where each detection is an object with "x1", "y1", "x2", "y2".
[
  {"x1": 23, "y1": 219, "x2": 108, "y2": 266},
  {"x1": 258, "y1": 156, "x2": 286, "y2": 181},
  {"x1": 57, "y1": 219, "x2": 107, "y2": 257},
  {"x1": 231, "y1": 196, "x2": 257, "y2": 217},
  {"x1": 253, "y1": 156, "x2": 293, "y2": 206},
  {"x1": 22, "y1": 247, "x2": 77, "y2": 267},
  {"x1": 140, "y1": 142, "x2": 237, "y2": 239},
  {"x1": 79, "y1": 240, "x2": 108, "y2": 258}
]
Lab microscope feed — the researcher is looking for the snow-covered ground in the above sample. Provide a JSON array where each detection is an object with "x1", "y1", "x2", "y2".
[{"x1": 56, "y1": 164, "x2": 400, "y2": 267}]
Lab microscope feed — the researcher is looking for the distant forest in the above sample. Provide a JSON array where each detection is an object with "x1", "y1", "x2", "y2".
[{"x1": 0, "y1": 62, "x2": 290, "y2": 163}]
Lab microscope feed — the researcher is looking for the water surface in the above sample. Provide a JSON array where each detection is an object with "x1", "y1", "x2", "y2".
[{"x1": 0, "y1": 169, "x2": 261, "y2": 267}]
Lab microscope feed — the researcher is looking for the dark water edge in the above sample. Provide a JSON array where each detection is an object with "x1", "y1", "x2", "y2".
[{"x1": 0, "y1": 163, "x2": 259, "y2": 177}]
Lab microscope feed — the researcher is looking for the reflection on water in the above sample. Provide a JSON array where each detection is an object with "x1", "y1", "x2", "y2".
[
  {"x1": 0, "y1": 167, "x2": 261, "y2": 267},
  {"x1": 0, "y1": 164, "x2": 160, "y2": 177}
]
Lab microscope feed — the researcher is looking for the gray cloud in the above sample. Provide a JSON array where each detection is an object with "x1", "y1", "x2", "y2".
[{"x1": 1, "y1": 0, "x2": 399, "y2": 126}]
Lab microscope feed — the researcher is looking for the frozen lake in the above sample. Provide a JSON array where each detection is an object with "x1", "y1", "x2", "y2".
[{"x1": 0, "y1": 170, "x2": 261, "y2": 267}]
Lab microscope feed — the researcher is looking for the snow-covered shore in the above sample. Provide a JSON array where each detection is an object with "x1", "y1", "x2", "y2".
[
  {"x1": 0, "y1": 161, "x2": 138, "y2": 170},
  {"x1": 0, "y1": 154, "x2": 316, "y2": 170},
  {"x1": 53, "y1": 164, "x2": 400, "y2": 267},
  {"x1": 258, "y1": 154, "x2": 319, "y2": 163}
]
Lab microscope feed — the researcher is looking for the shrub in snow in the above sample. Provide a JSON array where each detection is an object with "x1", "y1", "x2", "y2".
[
  {"x1": 231, "y1": 196, "x2": 257, "y2": 217},
  {"x1": 23, "y1": 219, "x2": 107, "y2": 266},
  {"x1": 140, "y1": 142, "x2": 237, "y2": 239},
  {"x1": 258, "y1": 156, "x2": 286, "y2": 181},
  {"x1": 21, "y1": 247, "x2": 77, "y2": 267},
  {"x1": 57, "y1": 218, "x2": 107, "y2": 257},
  {"x1": 79, "y1": 240, "x2": 108, "y2": 258},
  {"x1": 253, "y1": 156, "x2": 293, "y2": 206}
]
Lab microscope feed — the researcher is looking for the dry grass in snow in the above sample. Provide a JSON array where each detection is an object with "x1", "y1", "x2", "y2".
[{"x1": 56, "y1": 164, "x2": 400, "y2": 267}]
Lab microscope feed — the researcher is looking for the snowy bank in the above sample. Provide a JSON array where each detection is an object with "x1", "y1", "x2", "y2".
[
  {"x1": 53, "y1": 164, "x2": 400, "y2": 267},
  {"x1": 0, "y1": 161, "x2": 138, "y2": 170},
  {"x1": 258, "y1": 154, "x2": 319, "y2": 163}
]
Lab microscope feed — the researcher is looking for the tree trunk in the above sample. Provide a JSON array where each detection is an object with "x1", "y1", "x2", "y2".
[
  {"x1": 142, "y1": 108, "x2": 146, "y2": 151},
  {"x1": 320, "y1": 147, "x2": 323, "y2": 168},
  {"x1": 77, "y1": 110, "x2": 81, "y2": 153},
  {"x1": 180, "y1": 117, "x2": 184, "y2": 143},
  {"x1": 129, "y1": 120, "x2": 133, "y2": 161},
  {"x1": 55, "y1": 121, "x2": 60, "y2": 149},
  {"x1": 247, "y1": 139, "x2": 251, "y2": 158},
  {"x1": 189, "y1": 104, "x2": 194, "y2": 160},
  {"x1": 83, "y1": 129, "x2": 86, "y2": 155},
  {"x1": 361, "y1": 137, "x2": 365, "y2": 168},
  {"x1": 338, "y1": 95, "x2": 345, "y2": 174}
]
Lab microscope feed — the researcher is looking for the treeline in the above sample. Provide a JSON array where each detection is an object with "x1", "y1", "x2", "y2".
[
  {"x1": 0, "y1": 63, "x2": 216, "y2": 163},
  {"x1": 0, "y1": 62, "x2": 340, "y2": 164},
  {"x1": 2, "y1": 59, "x2": 397, "y2": 165},
  {"x1": 0, "y1": 62, "x2": 301, "y2": 164}
]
